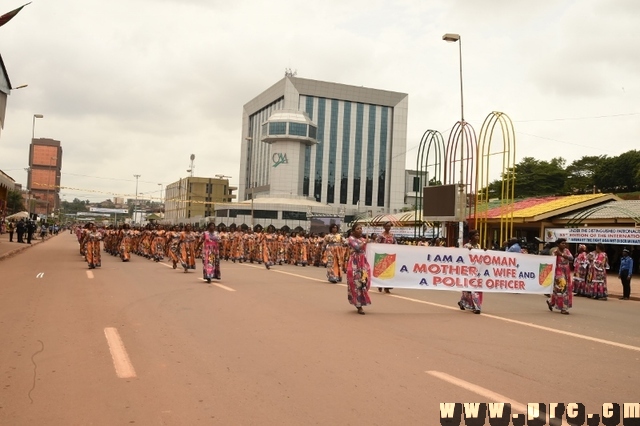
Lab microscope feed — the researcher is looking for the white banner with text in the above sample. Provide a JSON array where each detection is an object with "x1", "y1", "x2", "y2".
[
  {"x1": 366, "y1": 244, "x2": 556, "y2": 293},
  {"x1": 544, "y1": 227, "x2": 640, "y2": 245}
]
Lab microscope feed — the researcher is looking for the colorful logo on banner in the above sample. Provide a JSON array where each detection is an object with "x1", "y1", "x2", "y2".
[
  {"x1": 538, "y1": 264, "x2": 553, "y2": 287},
  {"x1": 373, "y1": 253, "x2": 396, "y2": 279}
]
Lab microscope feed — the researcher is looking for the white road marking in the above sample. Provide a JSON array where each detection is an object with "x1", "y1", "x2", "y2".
[
  {"x1": 241, "y1": 264, "x2": 640, "y2": 353},
  {"x1": 104, "y1": 327, "x2": 136, "y2": 379},
  {"x1": 158, "y1": 261, "x2": 235, "y2": 291},
  {"x1": 36, "y1": 272, "x2": 44, "y2": 278},
  {"x1": 86, "y1": 270, "x2": 94, "y2": 279},
  {"x1": 212, "y1": 282, "x2": 235, "y2": 292},
  {"x1": 427, "y1": 371, "x2": 570, "y2": 426},
  {"x1": 241, "y1": 263, "x2": 332, "y2": 284}
]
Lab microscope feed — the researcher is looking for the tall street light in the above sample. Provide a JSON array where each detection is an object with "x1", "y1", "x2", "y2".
[
  {"x1": 158, "y1": 183, "x2": 163, "y2": 204},
  {"x1": 32, "y1": 114, "x2": 44, "y2": 141},
  {"x1": 134, "y1": 174, "x2": 141, "y2": 223},
  {"x1": 443, "y1": 32, "x2": 466, "y2": 248},
  {"x1": 245, "y1": 136, "x2": 254, "y2": 228},
  {"x1": 46, "y1": 156, "x2": 55, "y2": 218}
]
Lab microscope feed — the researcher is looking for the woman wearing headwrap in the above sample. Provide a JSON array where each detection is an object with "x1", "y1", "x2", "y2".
[
  {"x1": 573, "y1": 244, "x2": 589, "y2": 297},
  {"x1": 547, "y1": 238, "x2": 573, "y2": 314}
]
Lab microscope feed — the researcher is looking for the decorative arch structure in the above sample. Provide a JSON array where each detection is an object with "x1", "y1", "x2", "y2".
[
  {"x1": 414, "y1": 130, "x2": 446, "y2": 237},
  {"x1": 475, "y1": 112, "x2": 516, "y2": 248},
  {"x1": 444, "y1": 121, "x2": 477, "y2": 246}
]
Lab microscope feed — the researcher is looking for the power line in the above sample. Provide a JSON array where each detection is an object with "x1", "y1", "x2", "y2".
[{"x1": 515, "y1": 112, "x2": 639, "y2": 123}]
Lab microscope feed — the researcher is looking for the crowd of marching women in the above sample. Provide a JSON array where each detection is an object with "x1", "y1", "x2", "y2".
[{"x1": 73, "y1": 221, "x2": 634, "y2": 316}]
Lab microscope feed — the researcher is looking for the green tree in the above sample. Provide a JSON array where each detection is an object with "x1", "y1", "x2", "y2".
[
  {"x1": 513, "y1": 157, "x2": 567, "y2": 198},
  {"x1": 61, "y1": 198, "x2": 89, "y2": 215},
  {"x1": 6, "y1": 190, "x2": 25, "y2": 214},
  {"x1": 564, "y1": 155, "x2": 606, "y2": 194},
  {"x1": 593, "y1": 151, "x2": 640, "y2": 192}
]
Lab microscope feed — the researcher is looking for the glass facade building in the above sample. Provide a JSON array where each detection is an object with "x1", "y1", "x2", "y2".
[{"x1": 240, "y1": 77, "x2": 408, "y2": 214}]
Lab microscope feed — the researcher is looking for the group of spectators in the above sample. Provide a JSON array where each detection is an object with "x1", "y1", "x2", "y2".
[{"x1": 1, "y1": 219, "x2": 61, "y2": 244}]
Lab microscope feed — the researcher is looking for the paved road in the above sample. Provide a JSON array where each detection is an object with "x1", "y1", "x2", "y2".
[{"x1": 1, "y1": 234, "x2": 638, "y2": 425}]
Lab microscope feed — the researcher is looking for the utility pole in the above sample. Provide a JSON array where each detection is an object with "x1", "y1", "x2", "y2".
[{"x1": 134, "y1": 174, "x2": 141, "y2": 223}]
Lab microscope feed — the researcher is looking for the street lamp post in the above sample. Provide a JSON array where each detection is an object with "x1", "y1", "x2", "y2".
[
  {"x1": 32, "y1": 114, "x2": 43, "y2": 141},
  {"x1": 45, "y1": 156, "x2": 56, "y2": 219},
  {"x1": 133, "y1": 174, "x2": 141, "y2": 223},
  {"x1": 443, "y1": 33, "x2": 466, "y2": 248},
  {"x1": 245, "y1": 136, "x2": 254, "y2": 228},
  {"x1": 158, "y1": 183, "x2": 163, "y2": 204}
]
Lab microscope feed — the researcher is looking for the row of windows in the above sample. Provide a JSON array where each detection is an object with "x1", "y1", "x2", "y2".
[
  {"x1": 302, "y1": 97, "x2": 389, "y2": 207},
  {"x1": 216, "y1": 210, "x2": 308, "y2": 220}
]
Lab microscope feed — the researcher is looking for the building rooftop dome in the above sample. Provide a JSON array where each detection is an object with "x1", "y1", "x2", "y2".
[{"x1": 261, "y1": 109, "x2": 318, "y2": 146}]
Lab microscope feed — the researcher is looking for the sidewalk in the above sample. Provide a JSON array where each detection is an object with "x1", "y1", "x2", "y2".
[
  {"x1": 605, "y1": 271, "x2": 640, "y2": 301},
  {"x1": 0, "y1": 231, "x2": 46, "y2": 261}
]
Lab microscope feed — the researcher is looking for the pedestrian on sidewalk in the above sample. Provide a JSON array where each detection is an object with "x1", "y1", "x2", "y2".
[
  {"x1": 16, "y1": 219, "x2": 25, "y2": 243},
  {"x1": 26, "y1": 220, "x2": 36, "y2": 244},
  {"x1": 8, "y1": 220, "x2": 15, "y2": 242},
  {"x1": 619, "y1": 248, "x2": 633, "y2": 300}
]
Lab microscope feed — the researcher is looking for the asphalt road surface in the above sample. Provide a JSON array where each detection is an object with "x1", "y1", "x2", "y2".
[{"x1": 1, "y1": 234, "x2": 638, "y2": 425}]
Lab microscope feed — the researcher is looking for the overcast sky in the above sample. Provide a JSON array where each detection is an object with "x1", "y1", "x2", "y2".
[{"x1": 0, "y1": 0, "x2": 638, "y2": 203}]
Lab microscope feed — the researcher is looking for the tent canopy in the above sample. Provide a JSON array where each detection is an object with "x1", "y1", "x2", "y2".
[{"x1": 6, "y1": 211, "x2": 28, "y2": 220}]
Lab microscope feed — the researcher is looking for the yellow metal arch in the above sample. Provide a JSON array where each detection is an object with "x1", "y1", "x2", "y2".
[{"x1": 475, "y1": 112, "x2": 516, "y2": 248}]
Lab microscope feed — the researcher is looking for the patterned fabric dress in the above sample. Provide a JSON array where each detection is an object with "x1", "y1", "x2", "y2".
[
  {"x1": 200, "y1": 231, "x2": 221, "y2": 281},
  {"x1": 179, "y1": 231, "x2": 197, "y2": 271},
  {"x1": 85, "y1": 231, "x2": 102, "y2": 269},
  {"x1": 572, "y1": 251, "x2": 589, "y2": 296},
  {"x1": 324, "y1": 233, "x2": 345, "y2": 283},
  {"x1": 346, "y1": 236, "x2": 371, "y2": 308},
  {"x1": 549, "y1": 248, "x2": 573, "y2": 311},
  {"x1": 119, "y1": 229, "x2": 132, "y2": 262},
  {"x1": 166, "y1": 231, "x2": 181, "y2": 268},
  {"x1": 589, "y1": 251, "x2": 609, "y2": 299},
  {"x1": 459, "y1": 242, "x2": 483, "y2": 312}
]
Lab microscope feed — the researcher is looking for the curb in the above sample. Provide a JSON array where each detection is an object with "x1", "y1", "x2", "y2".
[{"x1": 0, "y1": 239, "x2": 44, "y2": 261}]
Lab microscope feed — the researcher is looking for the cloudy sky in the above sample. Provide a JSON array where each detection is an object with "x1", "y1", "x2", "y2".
[{"x1": 0, "y1": 0, "x2": 638, "y2": 203}]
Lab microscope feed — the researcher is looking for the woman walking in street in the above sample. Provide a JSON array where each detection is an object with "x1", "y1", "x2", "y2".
[
  {"x1": 198, "y1": 222, "x2": 221, "y2": 283},
  {"x1": 323, "y1": 224, "x2": 345, "y2": 283},
  {"x1": 547, "y1": 238, "x2": 573, "y2": 314},
  {"x1": 179, "y1": 224, "x2": 197, "y2": 272},
  {"x1": 590, "y1": 243, "x2": 609, "y2": 300},
  {"x1": 572, "y1": 245, "x2": 589, "y2": 297},
  {"x1": 345, "y1": 223, "x2": 371, "y2": 315},
  {"x1": 458, "y1": 229, "x2": 482, "y2": 314},
  {"x1": 84, "y1": 223, "x2": 102, "y2": 269},
  {"x1": 375, "y1": 221, "x2": 397, "y2": 294}
]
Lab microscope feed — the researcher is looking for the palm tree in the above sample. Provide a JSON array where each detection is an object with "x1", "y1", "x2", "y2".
[{"x1": 7, "y1": 190, "x2": 25, "y2": 214}]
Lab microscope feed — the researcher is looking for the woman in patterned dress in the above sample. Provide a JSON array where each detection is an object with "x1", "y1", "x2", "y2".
[
  {"x1": 85, "y1": 223, "x2": 102, "y2": 269},
  {"x1": 572, "y1": 245, "x2": 589, "y2": 296},
  {"x1": 119, "y1": 223, "x2": 133, "y2": 262},
  {"x1": 590, "y1": 243, "x2": 609, "y2": 300},
  {"x1": 547, "y1": 238, "x2": 573, "y2": 314},
  {"x1": 179, "y1": 224, "x2": 197, "y2": 272},
  {"x1": 262, "y1": 225, "x2": 278, "y2": 270},
  {"x1": 375, "y1": 222, "x2": 397, "y2": 294},
  {"x1": 198, "y1": 222, "x2": 221, "y2": 283},
  {"x1": 165, "y1": 226, "x2": 181, "y2": 269},
  {"x1": 345, "y1": 224, "x2": 371, "y2": 315},
  {"x1": 323, "y1": 224, "x2": 345, "y2": 283},
  {"x1": 458, "y1": 229, "x2": 482, "y2": 314}
]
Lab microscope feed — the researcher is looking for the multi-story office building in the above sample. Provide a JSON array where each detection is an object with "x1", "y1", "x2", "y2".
[
  {"x1": 27, "y1": 138, "x2": 62, "y2": 216},
  {"x1": 164, "y1": 177, "x2": 236, "y2": 224},
  {"x1": 239, "y1": 76, "x2": 408, "y2": 215}
]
